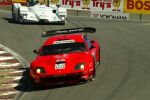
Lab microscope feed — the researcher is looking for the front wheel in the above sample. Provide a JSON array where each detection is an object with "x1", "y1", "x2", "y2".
[
  {"x1": 30, "y1": 76, "x2": 44, "y2": 90},
  {"x1": 17, "y1": 8, "x2": 23, "y2": 24},
  {"x1": 89, "y1": 67, "x2": 96, "y2": 81},
  {"x1": 12, "y1": 5, "x2": 15, "y2": 20}
]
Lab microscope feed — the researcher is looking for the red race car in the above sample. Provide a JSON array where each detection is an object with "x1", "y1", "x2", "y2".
[{"x1": 30, "y1": 27, "x2": 100, "y2": 86}]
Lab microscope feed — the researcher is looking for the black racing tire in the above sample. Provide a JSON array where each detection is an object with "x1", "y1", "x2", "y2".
[
  {"x1": 17, "y1": 8, "x2": 22, "y2": 24},
  {"x1": 12, "y1": 5, "x2": 15, "y2": 19},
  {"x1": 81, "y1": 60, "x2": 96, "y2": 84},
  {"x1": 89, "y1": 61, "x2": 96, "y2": 81},
  {"x1": 29, "y1": 75, "x2": 44, "y2": 90}
]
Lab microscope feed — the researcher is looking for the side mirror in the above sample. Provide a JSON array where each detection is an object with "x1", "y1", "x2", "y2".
[
  {"x1": 90, "y1": 45, "x2": 95, "y2": 50},
  {"x1": 33, "y1": 50, "x2": 38, "y2": 54},
  {"x1": 90, "y1": 40, "x2": 95, "y2": 43}
]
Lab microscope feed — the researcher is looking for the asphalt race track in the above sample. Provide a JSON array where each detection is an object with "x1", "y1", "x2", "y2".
[{"x1": 0, "y1": 11, "x2": 150, "y2": 100}]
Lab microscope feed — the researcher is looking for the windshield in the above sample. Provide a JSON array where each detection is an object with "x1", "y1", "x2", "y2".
[{"x1": 40, "y1": 42, "x2": 87, "y2": 56}]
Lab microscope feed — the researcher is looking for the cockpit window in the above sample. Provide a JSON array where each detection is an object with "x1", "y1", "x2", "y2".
[{"x1": 40, "y1": 42, "x2": 87, "y2": 56}]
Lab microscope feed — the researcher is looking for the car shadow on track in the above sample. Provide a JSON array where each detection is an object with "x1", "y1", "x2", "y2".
[
  {"x1": 3, "y1": 18, "x2": 66, "y2": 25},
  {"x1": 15, "y1": 67, "x2": 85, "y2": 92}
]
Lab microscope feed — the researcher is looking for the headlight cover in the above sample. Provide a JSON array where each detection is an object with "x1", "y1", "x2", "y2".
[
  {"x1": 21, "y1": 13, "x2": 27, "y2": 19},
  {"x1": 75, "y1": 63, "x2": 85, "y2": 70},
  {"x1": 36, "y1": 67, "x2": 45, "y2": 74}
]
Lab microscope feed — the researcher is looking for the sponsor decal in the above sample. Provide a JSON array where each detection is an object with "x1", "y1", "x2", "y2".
[
  {"x1": 56, "y1": 59, "x2": 65, "y2": 62},
  {"x1": 124, "y1": 0, "x2": 150, "y2": 14},
  {"x1": 53, "y1": 40, "x2": 75, "y2": 44},
  {"x1": 91, "y1": 11, "x2": 129, "y2": 20}
]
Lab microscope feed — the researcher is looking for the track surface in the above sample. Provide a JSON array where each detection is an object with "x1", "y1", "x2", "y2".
[{"x1": 1, "y1": 11, "x2": 150, "y2": 100}]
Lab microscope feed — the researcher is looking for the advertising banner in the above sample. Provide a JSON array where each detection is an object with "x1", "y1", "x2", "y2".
[
  {"x1": 90, "y1": 0, "x2": 124, "y2": 12},
  {"x1": 91, "y1": 11, "x2": 129, "y2": 20},
  {"x1": 52, "y1": 0, "x2": 124, "y2": 12},
  {"x1": 0, "y1": 0, "x2": 27, "y2": 5},
  {"x1": 124, "y1": 0, "x2": 150, "y2": 14},
  {"x1": 0, "y1": 0, "x2": 12, "y2": 5},
  {"x1": 12, "y1": 0, "x2": 27, "y2": 2}
]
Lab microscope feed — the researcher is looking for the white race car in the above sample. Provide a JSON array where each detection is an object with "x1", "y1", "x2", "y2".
[{"x1": 12, "y1": 3, "x2": 67, "y2": 24}]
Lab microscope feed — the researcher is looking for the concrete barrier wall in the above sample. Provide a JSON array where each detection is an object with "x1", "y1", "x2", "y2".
[
  {"x1": 67, "y1": 10, "x2": 150, "y2": 21},
  {"x1": 0, "y1": 6, "x2": 150, "y2": 21},
  {"x1": 0, "y1": 6, "x2": 11, "y2": 11},
  {"x1": 129, "y1": 13, "x2": 141, "y2": 21}
]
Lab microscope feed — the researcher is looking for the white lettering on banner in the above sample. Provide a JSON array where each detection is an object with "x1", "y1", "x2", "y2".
[{"x1": 91, "y1": 11, "x2": 129, "y2": 20}]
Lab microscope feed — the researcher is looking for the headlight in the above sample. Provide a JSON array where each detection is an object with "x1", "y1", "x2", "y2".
[
  {"x1": 21, "y1": 14, "x2": 27, "y2": 19},
  {"x1": 36, "y1": 67, "x2": 45, "y2": 74},
  {"x1": 75, "y1": 63, "x2": 85, "y2": 70},
  {"x1": 62, "y1": 17, "x2": 65, "y2": 20}
]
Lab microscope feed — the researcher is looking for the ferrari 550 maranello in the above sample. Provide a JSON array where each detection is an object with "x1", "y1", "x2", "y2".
[
  {"x1": 30, "y1": 27, "x2": 100, "y2": 86},
  {"x1": 12, "y1": 2, "x2": 67, "y2": 24}
]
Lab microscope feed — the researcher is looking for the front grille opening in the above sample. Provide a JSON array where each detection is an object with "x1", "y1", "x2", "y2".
[{"x1": 40, "y1": 73, "x2": 82, "y2": 83}]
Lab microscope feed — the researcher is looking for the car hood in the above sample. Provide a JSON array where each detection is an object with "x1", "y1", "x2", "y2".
[
  {"x1": 32, "y1": 52, "x2": 89, "y2": 74},
  {"x1": 28, "y1": 5, "x2": 59, "y2": 20}
]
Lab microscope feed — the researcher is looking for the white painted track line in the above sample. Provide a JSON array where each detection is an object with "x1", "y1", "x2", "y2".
[
  {"x1": 0, "y1": 63, "x2": 20, "y2": 67},
  {"x1": 0, "y1": 91, "x2": 18, "y2": 96},
  {"x1": 0, "y1": 56, "x2": 15, "y2": 61},
  {"x1": 0, "y1": 51, "x2": 7, "y2": 54},
  {"x1": 13, "y1": 76, "x2": 23, "y2": 80},
  {"x1": 10, "y1": 70, "x2": 24, "y2": 73},
  {"x1": 1, "y1": 83, "x2": 19, "y2": 88}
]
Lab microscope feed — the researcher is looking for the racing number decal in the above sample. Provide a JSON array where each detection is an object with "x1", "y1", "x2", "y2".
[
  {"x1": 55, "y1": 63, "x2": 65, "y2": 69},
  {"x1": 55, "y1": 59, "x2": 66, "y2": 69}
]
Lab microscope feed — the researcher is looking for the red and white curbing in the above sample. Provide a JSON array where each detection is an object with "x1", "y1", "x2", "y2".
[{"x1": 0, "y1": 44, "x2": 29, "y2": 100}]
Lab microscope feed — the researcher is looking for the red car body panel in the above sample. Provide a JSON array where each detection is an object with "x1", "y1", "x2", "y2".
[{"x1": 30, "y1": 32, "x2": 100, "y2": 85}]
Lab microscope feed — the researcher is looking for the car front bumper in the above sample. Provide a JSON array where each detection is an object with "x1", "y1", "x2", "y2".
[
  {"x1": 30, "y1": 70, "x2": 91, "y2": 86},
  {"x1": 20, "y1": 18, "x2": 66, "y2": 24}
]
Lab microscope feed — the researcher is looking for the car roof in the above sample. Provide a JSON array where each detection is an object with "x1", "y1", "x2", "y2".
[{"x1": 43, "y1": 33, "x2": 84, "y2": 45}]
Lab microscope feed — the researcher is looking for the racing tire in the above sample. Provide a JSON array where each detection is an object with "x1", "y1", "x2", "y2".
[
  {"x1": 17, "y1": 8, "x2": 22, "y2": 24},
  {"x1": 89, "y1": 63, "x2": 96, "y2": 81},
  {"x1": 59, "y1": 21, "x2": 66, "y2": 25},
  {"x1": 96, "y1": 47, "x2": 101, "y2": 66},
  {"x1": 81, "y1": 61, "x2": 96, "y2": 84},
  {"x1": 12, "y1": 5, "x2": 15, "y2": 20},
  {"x1": 29, "y1": 76, "x2": 44, "y2": 90}
]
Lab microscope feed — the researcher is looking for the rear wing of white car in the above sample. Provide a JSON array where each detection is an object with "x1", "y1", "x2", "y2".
[{"x1": 41, "y1": 27, "x2": 96, "y2": 37}]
